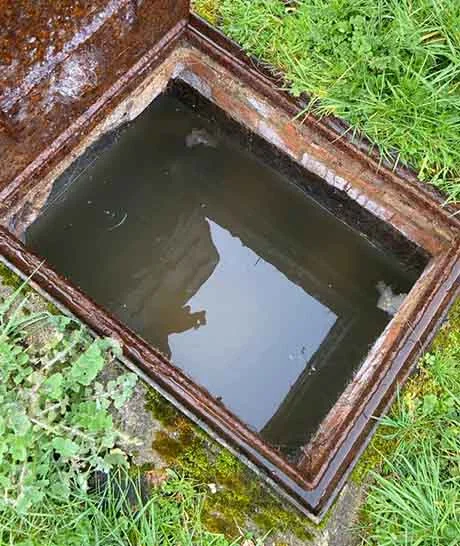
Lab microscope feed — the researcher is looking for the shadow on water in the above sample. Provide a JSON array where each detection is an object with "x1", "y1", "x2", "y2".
[{"x1": 26, "y1": 91, "x2": 420, "y2": 462}]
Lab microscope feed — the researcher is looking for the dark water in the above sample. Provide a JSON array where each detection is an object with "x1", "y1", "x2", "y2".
[{"x1": 26, "y1": 93, "x2": 418, "y2": 461}]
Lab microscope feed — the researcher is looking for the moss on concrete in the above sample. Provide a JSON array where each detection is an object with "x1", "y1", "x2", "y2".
[
  {"x1": 0, "y1": 260, "x2": 25, "y2": 290},
  {"x1": 146, "y1": 389, "x2": 314, "y2": 542},
  {"x1": 0, "y1": 258, "x2": 72, "y2": 320},
  {"x1": 431, "y1": 298, "x2": 460, "y2": 353}
]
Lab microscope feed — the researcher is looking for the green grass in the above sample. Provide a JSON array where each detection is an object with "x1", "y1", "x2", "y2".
[
  {"x1": 0, "y1": 469, "x2": 239, "y2": 546},
  {"x1": 360, "y1": 302, "x2": 460, "y2": 545},
  {"x1": 194, "y1": 0, "x2": 460, "y2": 202}
]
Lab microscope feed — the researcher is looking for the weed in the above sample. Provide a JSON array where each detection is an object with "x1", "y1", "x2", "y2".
[
  {"x1": 0, "y1": 287, "x2": 138, "y2": 514},
  {"x1": 0, "y1": 278, "x2": 254, "y2": 545}
]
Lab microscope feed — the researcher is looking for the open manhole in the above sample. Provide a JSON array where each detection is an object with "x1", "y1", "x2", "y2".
[
  {"x1": 25, "y1": 81, "x2": 425, "y2": 461},
  {"x1": 0, "y1": 0, "x2": 459, "y2": 519}
]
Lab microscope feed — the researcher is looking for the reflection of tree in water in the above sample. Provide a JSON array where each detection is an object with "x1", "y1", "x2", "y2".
[{"x1": 170, "y1": 305, "x2": 207, "y2": 335}]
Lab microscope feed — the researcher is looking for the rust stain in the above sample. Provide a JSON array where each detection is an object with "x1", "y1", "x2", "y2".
[
  {"x1": 0, "y1": 109, "x2": 17, "y2": 140},
  {"x1": 0, "y1": 1, "x2": 189, "y2": 111},
  {"x1": 0, "y1": 0, "x2": 189, "y2": 201}
]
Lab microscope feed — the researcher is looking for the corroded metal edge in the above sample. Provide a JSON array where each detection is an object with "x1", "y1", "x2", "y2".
[
  {"x1": 0, "y1": 14, "x2": 458, "y2": 519},
  {"x1": 187, "y1": 15, "x2": 460, "y2": 222}
]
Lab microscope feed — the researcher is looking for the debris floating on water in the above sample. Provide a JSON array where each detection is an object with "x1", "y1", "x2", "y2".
[
  {"x1": 185, "y1": 128, "x2": 217, "y2": 148},
  {"x1": 376, "y1": 281, "x2": 407, "y2": 316},
  {"x1": 108, "y1": 211, "x2": 128, "y2": 231}
]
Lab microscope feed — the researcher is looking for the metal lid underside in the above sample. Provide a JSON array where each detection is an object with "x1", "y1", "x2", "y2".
[
  {"x1": 0, "y1": 0, "x2": 189, "y2": 189},
  {"x1": 0, "y1": 0, "x2": 189, "y2": 113}
]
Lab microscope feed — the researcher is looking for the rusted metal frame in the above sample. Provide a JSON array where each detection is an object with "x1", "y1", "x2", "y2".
[
  {"x1": 0, "y1": 110, "x2": 17, "y2": 140},
  {"x1": 187, "y1": 14, "x2": 460, "y2": 222}
]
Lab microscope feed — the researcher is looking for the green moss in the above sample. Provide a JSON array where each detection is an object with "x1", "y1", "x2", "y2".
[
  {"x1": 0, "y1": 262, "x2": 69, "y2": 318},
  {"x1": 0, "y1": 261, "x2": 23, "y2": 290},
  {"x1": 430, "y1": 298, "x2": 460, "y2": 354},
  {"x1": 145, "y1": 389, "x2": 182, "y2": 428},
  {"x1": 0, "y1": 262, "x2": 35, "y2": 300},
  {"x1": 46, "y1": 301, "x2": 61, "y2": 316},
  {"x1": 148, "y1": 386, "x2": 314, "y2": 541},
  {"x1": 193, "y1": 0, "x2": 221, "y2": 25},
  {"x1": 152, "y1": 430, "x2": 187, "y2": 461},
  {"x1": 351, "y1": 425, "x2": 393, "y2": 484}
]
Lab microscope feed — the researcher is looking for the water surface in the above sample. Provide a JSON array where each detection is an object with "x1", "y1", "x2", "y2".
[{"x1": 26, "y1": 93, "x2": 417, "y2": 460}]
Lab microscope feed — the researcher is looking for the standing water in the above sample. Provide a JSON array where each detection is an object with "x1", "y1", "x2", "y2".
[{"x1": 26, "y1": 87, "x2": 419, "y2": 461}]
